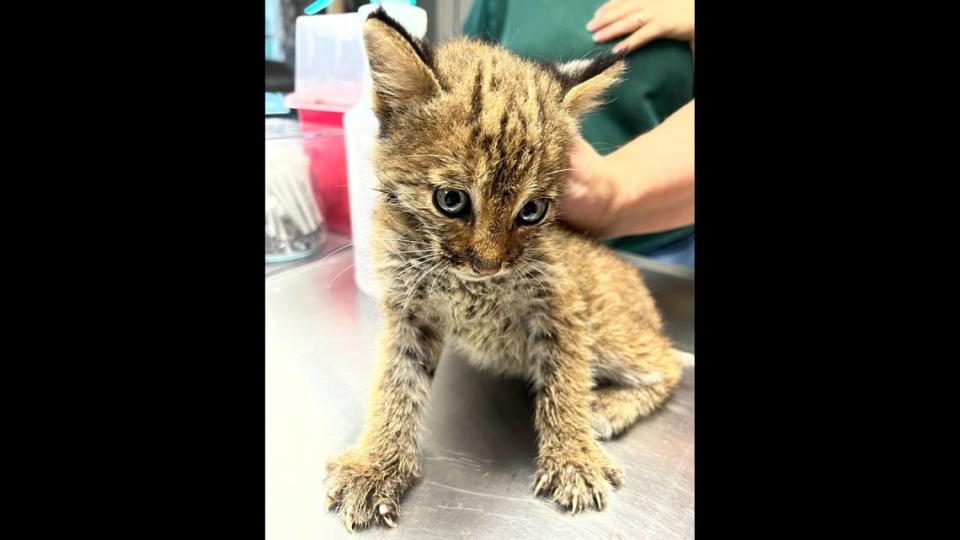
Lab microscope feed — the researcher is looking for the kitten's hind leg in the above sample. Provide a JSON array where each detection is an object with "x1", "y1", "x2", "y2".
[
  {"x1": 590, "y1": 331, "x2": 683, "y2": 440},
  {"x1": 590, "y1": 383, "x2": 677, "y2": 440}
]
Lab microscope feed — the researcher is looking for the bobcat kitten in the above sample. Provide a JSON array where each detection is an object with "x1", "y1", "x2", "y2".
[{"x1": 325, "y1": 10, "x2": 683, "y2": 530}]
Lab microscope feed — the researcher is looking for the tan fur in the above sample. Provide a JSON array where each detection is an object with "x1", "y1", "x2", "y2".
[
  {"x1": 557, "y1": 59, "x2": 626, "y2": 116},
  {"x1": 324, "y1": 12, "x2": 682, "y2": 530}
]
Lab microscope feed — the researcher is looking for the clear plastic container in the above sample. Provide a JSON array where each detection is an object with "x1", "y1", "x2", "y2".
[
  {"x1": 285, "y1": 13, "x2": 364, "y2": 113},
  {"x1": 265, "y1": 119, "x2": 327, "y2": 263}
]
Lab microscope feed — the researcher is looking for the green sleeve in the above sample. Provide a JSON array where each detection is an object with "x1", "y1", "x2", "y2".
[{"x1": 462, "y1": 0, "x2": 506, "y2": 41}]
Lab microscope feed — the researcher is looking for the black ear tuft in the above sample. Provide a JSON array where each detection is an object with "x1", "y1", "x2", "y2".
[
  {"x1": 550, "y1": 51, "x2": 628, "y2": 92},
  {"x1": 569, "y1": 51, "x2": 626, "y2": 88},
  {"x1": 548, "y1": 52, "x2": 627, "y2": 116},
  {"x1": 362, "y1": 7, "x2": 443, "y2": 131},
  {"x1": 365, "y1": 7, "x2": 436, "y2": 73}
]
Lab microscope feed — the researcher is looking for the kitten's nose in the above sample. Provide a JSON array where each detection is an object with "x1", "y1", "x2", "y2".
[{"x1": 471, "y1": 259, "x2": 502, "y2": 276}]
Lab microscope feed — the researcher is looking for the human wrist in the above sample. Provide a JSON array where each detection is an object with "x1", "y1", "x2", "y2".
[{"x1": 597, "y1": 144, "x2": 652, "y2": 239}]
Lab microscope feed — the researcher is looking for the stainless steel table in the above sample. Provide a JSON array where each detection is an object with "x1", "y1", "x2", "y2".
[{"x1": 266, "y1": 241, "x2": 694, "y2": 539}]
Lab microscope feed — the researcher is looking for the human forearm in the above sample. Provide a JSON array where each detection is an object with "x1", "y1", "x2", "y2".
[{"x1": 603, "y1": 100, "x2": 694, "y2": 237}]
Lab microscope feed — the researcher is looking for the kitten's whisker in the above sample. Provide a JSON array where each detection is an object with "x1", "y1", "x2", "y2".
[
  {"x1": 395, "y1": 256, "x2": 437, "y2": 284},
  {"x1": 327, "y1": 263, "x2": 355, "y2": 289},
  {"x1": 538, "y1": 168, "x2": 580, "y2": 182},
  {"x1": 394, "y1": 269, "x2": 425, "y2": 314},
  {"x1": 516, "y1": 261, "x2": 553, "y2": 295},
  {"x1": 516, "y1": 265, "x2": 549, "y2": 295},
  {"x1": 517, "y1": 260, "x2": 546, "y2": 287},
  {"x1": 383, "y1": 248, "x2": 432, "y2": 260},
  {"x1": 376, "y1": 238, "x2": 433, "y2": 256},
  {"x1": 426, "y1": 261, "x2": 449, "y2": 296},
  {"x1": 526, "y1": 264, "x2": 552, "y2": 284},
  {"x1": 391, "y1": 261, "x2": 431, "y2": 276},
  {"x1": 382, "y1": 249, "x2": 432, "y2": 256},
  {"x1": 315, "y1": 242, "x2": 354, "y2": 264},
  {"x1": 541, "y1": 168, "x2": 578, "y2": 176},
  {"x1": 399, "y1": 260, "x2": 444, "y2": 319},
  {"x1": 389, "y1": 244, "x2": 432, "y2": 252},
  {"x1": 391, "y1": 256, "x2": 434, "y2": 279},
  {"x1": 388, "y1": 238, "x2": 433, "y2": 248},
  {"x1": 400, "y1": 254, "x2": 436, "y2": 268}
]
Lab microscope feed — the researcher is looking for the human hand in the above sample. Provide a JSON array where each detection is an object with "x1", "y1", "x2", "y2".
[
  {"x1": 559, "y1": 135, "x2": 621, "y2": 239},
  {"x1": 586, "y1": 0, "x2": 694, "y2": 54}
]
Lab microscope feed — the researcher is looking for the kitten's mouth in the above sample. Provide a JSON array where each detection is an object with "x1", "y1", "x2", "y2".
[{"x1": 450, "y1": 268, "x2": 507, "y2": 281}]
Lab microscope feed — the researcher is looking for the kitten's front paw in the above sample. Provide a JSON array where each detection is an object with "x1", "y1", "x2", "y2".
[
  {"x1": 325, "y1": 450, "x2": 413, "y2": 531},
  {"x1": 533, "y1": 448, "x2": 624, "y2": 513}
]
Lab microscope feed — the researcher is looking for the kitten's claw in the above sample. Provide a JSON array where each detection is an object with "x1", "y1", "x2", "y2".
[
  {"x1": 533, "y1": 450, "x2": 622, "y2": 513},
  {"x1": 533, "y1": 473, "x2": 550, "y2": 496},
  {"x1": 604, "y1": 465, "x2": 625, "y2": 489},
  {"x1": 382, "y1": 514, "x2": 396, "y2": 528},
  {"x1": 593, "y1": 487, "x2": 604, "y2": 511},
  {"x1": 378, "y1": 502, "x2": 398, "y2": 528},
  {"x1": 325, "y1": 450, "x2": 410, "y2": 530}
]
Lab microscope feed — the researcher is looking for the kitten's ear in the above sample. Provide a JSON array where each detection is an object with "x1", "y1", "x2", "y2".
[
  {"x1": 554, "y1": 54, "x2": 626, "y2": 117},
  {"x1": 363, "y1": 9, "x2": 441, "y2": 122}
]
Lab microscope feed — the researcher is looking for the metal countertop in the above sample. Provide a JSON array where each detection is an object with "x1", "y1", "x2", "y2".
[{"x1": 266, "y1": 238, "x2": 694, "y2": 539}]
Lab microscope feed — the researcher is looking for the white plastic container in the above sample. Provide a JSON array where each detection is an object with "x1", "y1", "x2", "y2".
[{"x1": 345, "y1": 2, "x2": 428, "y2": 299}]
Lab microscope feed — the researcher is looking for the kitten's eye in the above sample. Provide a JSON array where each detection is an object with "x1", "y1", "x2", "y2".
[
  {"x1": 517, "y1": 198, "x2": 549, "y2": 225},
  {"x1": 434, "y1": 188, "x2": 470, "y2": 217}
]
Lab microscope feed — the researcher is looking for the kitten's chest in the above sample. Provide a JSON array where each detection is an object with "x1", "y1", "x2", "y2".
[{"x1": 433, "y1": 282, "x2": 535, "y2": 377}]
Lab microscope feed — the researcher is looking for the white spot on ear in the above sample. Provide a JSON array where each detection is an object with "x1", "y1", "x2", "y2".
[
  {"x1": 557, "y1": 58, "x2": 626, "y2": 116},
  {"x1": 555, "y1": 59, "x2": 592, "y2": 76}
]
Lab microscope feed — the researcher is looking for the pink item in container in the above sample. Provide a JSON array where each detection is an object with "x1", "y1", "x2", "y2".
[{"x1": 299, "y1": 111, "x2": 351, "y2": 235}]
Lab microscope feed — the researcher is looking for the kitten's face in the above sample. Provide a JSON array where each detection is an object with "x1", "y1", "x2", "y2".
[
  {"x1": 363, "y1": 11, "x2": 623, "y2": 281},
  {"x1": 375, "y1": 90, "x2": 571, "y2": 280}
]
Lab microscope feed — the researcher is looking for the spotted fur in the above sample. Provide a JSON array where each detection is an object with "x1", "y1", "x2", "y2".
[{"x1": 325, "y1": 10, "x2": 682, "y2": 530}]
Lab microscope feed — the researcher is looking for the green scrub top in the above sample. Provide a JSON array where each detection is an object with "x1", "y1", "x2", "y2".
[{"x1": 463, "y1": 0, "x2": 694, "y2": 254}]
